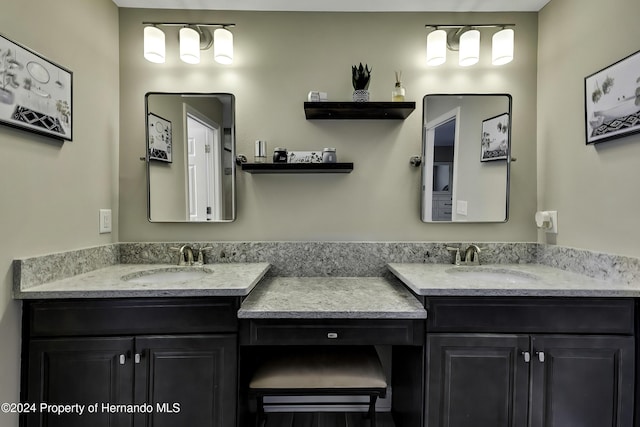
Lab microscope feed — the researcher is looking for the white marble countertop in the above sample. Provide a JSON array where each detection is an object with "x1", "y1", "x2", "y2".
[
  {"x1": 387, "y1": 263, "x2": 640, "y2": 297},
  {"x1": 237, "y1": 277, "x2": 428, "y2": 319},
  {"x1": 13, "y1": 263, "x2": 271, "y2": 299}
]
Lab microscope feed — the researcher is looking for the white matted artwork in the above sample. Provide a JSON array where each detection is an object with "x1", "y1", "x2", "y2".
[
  {"x1": 584, "y1": 49, "x2": 640, "y2": 144},
  {"x1": 0, "y1": 33, "x2": 73, "y2": 141},
  {"x1": 288, "y1": 151, "x2": 322, "y2": 163},
  {"x1": 147, "y1": 112, "x2": 172, "y2": 163},
  {"x1": 480, "y1": 112, "x2": 509, "y2": 162}
]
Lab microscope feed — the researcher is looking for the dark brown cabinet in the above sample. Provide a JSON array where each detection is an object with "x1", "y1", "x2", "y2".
[
  {"x1": 427, "y1": 333, "x2": 634, "y2": 427},
  {"x1": 21, "y1": 298, "x2": 239, "y2": 427},
  {"x1": 26, "y1": 337, "x2": 133, "y2": 427},
  {"x1": 426, "y1": 334, "x2": 529, "y2": 427},
  {"x1": 134, "y1": 335, "x2": 236, "y2": 427},
  {"x1": 529, "y1": 335, "x2": 634, "y2": 427},
  {"x1": 424, "y1": 297, "x2": 635, "y2": 427}
]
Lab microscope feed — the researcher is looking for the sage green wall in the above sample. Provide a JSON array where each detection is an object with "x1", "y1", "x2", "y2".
[
  {"x1": 119, "y1": 9, "x2": 538, "y2": 242},
  {"x1": 538, "y1": 0, "x2": 640, "y2": 258},
  {"x1": 0, "y1": 0, "x2": 119, "y2": 423}
]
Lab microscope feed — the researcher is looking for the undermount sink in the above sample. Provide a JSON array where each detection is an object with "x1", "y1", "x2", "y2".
[
  {"x1": 122, "y1": 267, "x2": 213, "y2": 284},
  {"x1": 445, "y1": 266, "x2": 539, "y2": 284}
]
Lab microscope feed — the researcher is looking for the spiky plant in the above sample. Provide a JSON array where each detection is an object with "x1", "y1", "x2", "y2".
[{"x1": 352, "y1": 63, "x2": 372, "y2": 90}]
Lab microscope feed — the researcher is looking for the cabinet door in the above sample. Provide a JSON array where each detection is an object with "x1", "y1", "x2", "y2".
[
  {"x1": 26, "y1": 337, "x2": 134, "y2": 427},
  {"x1": 134, "y1": 335, "x2": 237, "y2": 427},
  {"x1": 530, "y1": 335, "x2": 634, "y2": 427},
  {"x1": 426, "y1": 333, "x2": 529, "y2": 427}
]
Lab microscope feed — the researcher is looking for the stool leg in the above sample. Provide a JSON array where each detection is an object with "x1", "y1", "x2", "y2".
[
  {"x1": 368, "y1": 395, "x2": 377, "y2": 427},
  {"x1": 255, "y1": 395, "x2": 265, "y2": 427}
]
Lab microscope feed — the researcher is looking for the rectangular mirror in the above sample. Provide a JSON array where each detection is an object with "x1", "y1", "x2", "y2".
[
  {"x1": 145, "y1": 92, "x2": 236, "y2": 222},
  {"x1": 421, "y1": 94, "x2": 512, "y2": 222}
]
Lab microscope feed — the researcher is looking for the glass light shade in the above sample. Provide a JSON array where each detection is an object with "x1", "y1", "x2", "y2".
[
  {"x1": 214, "y1": 28, "x2": 233, "y2": 64},
  {"x1": 180, "y1": 27, "x2": 200, "y2": 64},
  {"x1": 144, "y1": 26, "x2": 165, "y2": 63},
  {"x1": 492, "y1": 28, "x2": 514, "y2": 65},
  {"x1": 459, "y1": 29, "x2": 480, "y2": 67},
  {"x1": 426, "y1": 29, "x2": 447, "y2": 66}
]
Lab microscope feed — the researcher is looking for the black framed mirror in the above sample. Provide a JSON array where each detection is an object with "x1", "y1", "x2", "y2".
[
  {"x1": 145, "y1": 92, "x2": 236, "y2": 222},
  {"x1": 421, "y1": 94, "x2": 512, "y2": 222}
]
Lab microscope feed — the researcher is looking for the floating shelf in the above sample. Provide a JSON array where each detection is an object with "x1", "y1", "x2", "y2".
[
  {"x1": 241, "y1": 162, "x2": 354, "y2": 174},
  {"x1": 304, "y1": 102, "x2": 415, "y2": 120}
]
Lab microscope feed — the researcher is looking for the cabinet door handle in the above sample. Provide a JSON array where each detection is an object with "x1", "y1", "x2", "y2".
[
  {"x1": 327, "y1": 332, "x2": 338, "y2": 339},
  {"x1": 536, "y1": 351, "x2": 545, "y2": 363},
  {"x1": 135, "y1": 353, "x2": 141, "y2": 364},
  {"x1": 522, "y1": 351, "x2": 530, "y2": 363},
  {"x1": 119, "y1": 354, "x2": 126, "y2": 365}
]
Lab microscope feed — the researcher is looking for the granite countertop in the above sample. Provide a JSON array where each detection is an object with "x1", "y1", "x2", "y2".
[
  {"x1": 387, "y1": 263, "x2": 640, "y2": 297},
  {"x1": 13, "y1": 263, "x2": 271, "y2": 299},
  {"x1": 237, "y1": 276, "x2": 428, "y2": 319}
]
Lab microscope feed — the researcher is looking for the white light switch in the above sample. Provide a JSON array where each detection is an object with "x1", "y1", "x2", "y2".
[
  {"x1": 457, "y1": 200, "x2": 468, "y2": 216},
  {"x1": 99, "y1": 209, "x2": 112, "y2": 234}
]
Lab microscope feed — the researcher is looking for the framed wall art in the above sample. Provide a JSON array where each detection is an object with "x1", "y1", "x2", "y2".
[
  {"x1": 585, "y1": 49, "x2": 640, "y2": 144},
  {"x1": 0, "y1": 33, "x2": 72, "y2": 141},
  {"x1": 480, "y1": 112, "x2": 509, "y2": 162},
  {"x1": 147, "y1": 112, "x2": 172, "y2": 162}
]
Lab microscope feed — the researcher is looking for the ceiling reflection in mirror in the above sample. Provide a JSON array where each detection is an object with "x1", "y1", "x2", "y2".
[
  {"x1": 421, "y1": 94, "x2": 511, "y2": 222},
  {"x1": 146, "y1": 93, "x2": 236, "y2": 222}
]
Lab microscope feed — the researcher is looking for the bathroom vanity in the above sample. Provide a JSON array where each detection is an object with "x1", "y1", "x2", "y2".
[
  {"x1": 388, "y1": 263, "x2": 637, "y2": 427},
  {"x1": 22, "y1": 297, "x2": 239, "y2": 427},
  {"x1": 13, "y1": 257, "x2": 640, "y2": 427},
  {"x1": 15, "y1": 262, "x2": 269, "y2": 427}
]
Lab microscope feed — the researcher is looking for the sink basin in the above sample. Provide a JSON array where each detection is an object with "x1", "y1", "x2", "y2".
[
  {"x1": 445, "y1": 267, "x2": 539, "y2": 284},
  {"x1": 122, "y1": 267, "x2": 213, "y2": 284}
]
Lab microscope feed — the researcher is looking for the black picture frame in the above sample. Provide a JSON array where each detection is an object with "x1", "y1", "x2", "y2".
[
  {"x1": 0, "y1": 33, "x2": 73, "y2": 141},
  {"x1": 584, "y1": 49, "x2": 640, "y2": 144},
  {"x1": 147, "y1": 112, "x2": 172, "y2": 163},
  {"x1": 480, "y1": 112, "x2": 509, "y2": 162}
]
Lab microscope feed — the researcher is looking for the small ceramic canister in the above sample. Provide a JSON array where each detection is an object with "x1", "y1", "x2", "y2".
[
  {"x1": 273, "y1": 147, "x2": 288, "y2": 163},
  {"x1": 322, "y1": 148, "x2": 337, "y2": 163}
]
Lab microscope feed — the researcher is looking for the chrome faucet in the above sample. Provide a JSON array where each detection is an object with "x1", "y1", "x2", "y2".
[
  {"x1": 447, "y1": 244, "x2": 484, "y2": 266},
  {"x1": 170, "y1": 244, "x2": 194, "y2": 266},
  {"x1": 170, "y1": 244, "x2": 212, "y2": 266},
  {"x1": 463, "y1": 244, "x2": 482, "y2": 265}
]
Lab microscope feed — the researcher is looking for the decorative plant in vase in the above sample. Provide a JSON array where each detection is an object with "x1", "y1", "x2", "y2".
[{"x1": 352, "y1": 63, "x2": 372, "y2": 102}]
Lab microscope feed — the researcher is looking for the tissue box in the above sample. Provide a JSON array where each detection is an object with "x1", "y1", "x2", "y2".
[{"x1": 288, "y1": 151, "x2": 323, "y2": 163}]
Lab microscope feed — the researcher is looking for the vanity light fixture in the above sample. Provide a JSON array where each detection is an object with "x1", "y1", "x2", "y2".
[
  {"x1": 492, "y1": 27, "x2": 515, "y2": 65},
  {"x1": 426, "y1": 29, "x2": 447, "y2": 66},
  {"x1": 143, "y1": 22, "x2": 236, "y2": 65},
  {"x1": 214, "y1": 27, "x2": 233, "y2": 65},
  {"x1": 144, "y1": 25, "x2": 166, "y2": 64},
  {"x1": 425, "y1": 24, "x2": 515, "y2": 67},
  {"x1": 179, "y1": 26, "x2": 201, "y2": 64},
  {"x1": 458, "y1": 28, "x2": 480, "y2": 66}
]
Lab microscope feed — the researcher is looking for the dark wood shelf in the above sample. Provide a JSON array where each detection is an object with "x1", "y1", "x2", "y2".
[
  {"x1": 241, "y1": 162, "x2": 354, "y2": 174},
  {"x1": 304, "y1": 102, "x2": 415, "y2": 120}
]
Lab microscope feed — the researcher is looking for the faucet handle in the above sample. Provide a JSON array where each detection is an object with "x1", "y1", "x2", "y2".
[
  {"x1": 446, "y1": 247, "x2": 462, "y2": 266},
  {"x1": 193, "y1": 246, "x2": 212, "y2": 265}
]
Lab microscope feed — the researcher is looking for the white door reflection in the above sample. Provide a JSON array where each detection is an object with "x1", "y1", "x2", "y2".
[
  {"x1": 423, "y1": 108, "x2": 459, "y2": 221},
  {"x1": 186, "y1": 108, "x2": 222, "y2": 221}
]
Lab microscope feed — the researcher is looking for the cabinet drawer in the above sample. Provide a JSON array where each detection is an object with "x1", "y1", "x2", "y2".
[
  {"x1": 242, "y1": 319, "x2": 424, "y2": 345},
  {"x1": 426, "y1": 297, "x2": 634, "y2": 334},
  {"x1": 27, "y1": 297, "x2": 240, "y2": 337},
  {"x1": 434, "y1": 200, "x2": 452, "y2": 209}
]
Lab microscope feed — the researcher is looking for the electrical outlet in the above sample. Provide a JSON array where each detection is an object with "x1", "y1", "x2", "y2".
[
  {"x1": 99, "y1": 209, "x2": 112, "y2": 234},
  {"x1": 546, "y1": 210, "x2": 558, "y2": 234}
]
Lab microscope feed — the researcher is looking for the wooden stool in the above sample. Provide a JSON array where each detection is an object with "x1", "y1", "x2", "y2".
[{"x1": 249, "y1": 346, "x2": 387, "y2": 427}]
